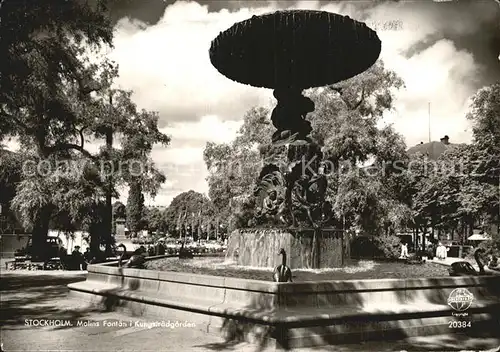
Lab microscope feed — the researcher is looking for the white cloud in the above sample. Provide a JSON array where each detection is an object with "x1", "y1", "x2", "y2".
[
  {"x1": 98, "y1": 1, "x2": 491, "y2": 205},
  {"x1": 109, "y1": 1, "x2": 273, "y2": 126},
  {"x1": 161, "y1": 115, "x2": 241, "y2": 144},
  {"x1": 378, "y1": 38, "x2": 478, "y2": 146}
]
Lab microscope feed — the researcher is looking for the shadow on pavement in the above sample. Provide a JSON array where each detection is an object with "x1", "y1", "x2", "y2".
[
  {"x1": 0, "y1": 273, "x2": 86, "y2": 290},
  {"x1": 0, "y1": 273, "x2": 99, "y2": 331},
  {"x1": 192, "y1": 340, "x2": 242, "y2": 351},
  {"x1": 398, "y1": 332, "x2": 500, "y2": 351}
]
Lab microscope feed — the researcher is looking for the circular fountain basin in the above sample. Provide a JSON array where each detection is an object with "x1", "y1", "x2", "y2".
[
  {"x1": 69, "y1": 255, "x2": 500, "y2": 349},
  {"x1": 144, "y1": 256, "x2": 450, "y2": 281}
]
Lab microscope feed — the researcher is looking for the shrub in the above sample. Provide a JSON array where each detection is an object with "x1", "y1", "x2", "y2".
[
  {"x1": 374, "y1": 234, "x2": 402, "y2": 260},
  {"x1": 350, "y1": 236, "x2": 379, "y2": 258},
  {"x1": 477, "y1": 239, "x2": 500, "y2": 257}
]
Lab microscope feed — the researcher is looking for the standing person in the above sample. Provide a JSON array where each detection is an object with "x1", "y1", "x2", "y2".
[
  {"x1": 82, "y1": 247, "x2": 91, "y2": 270},
  {"x1": 488, "y1": 255, "x2": 499, "y2": 271},
  {"x1": 83, "y1": 247, "x2": 91, "y2": 261},
  {"x1": 436, "y1": 242, "x2": 447, "y2": 260},
  {"x1": 71, "y1": 246, "x2": 84, "y2": 270},
  {"x1": 148, "y1": 245, "x2": 155, "y2": 256},
  {"x1": 400, "y1": 242, "x2": 408, "y2": 259},
  {"x1": 427, "y1": 242, "x2": 435, "y2": 260},
  {"x1": 157, "y1": 241, "x2": 165, "y2": 255}
]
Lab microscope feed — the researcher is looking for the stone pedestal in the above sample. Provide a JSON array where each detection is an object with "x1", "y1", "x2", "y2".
[
  {"x1": 226, "y1": 228, "x2": 348, "y2": 269},
  {"x1": 114, "y1": 218, "x2": 127, "y2": 243}
]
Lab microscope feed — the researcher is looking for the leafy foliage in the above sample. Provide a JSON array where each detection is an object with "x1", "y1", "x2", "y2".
[
  {"x1": 405, "y1": 83, "x2": 500, "y2": 249},
  {"x1": 164, "y1": 190, "x2": 214, "y2": 235},
  {"x1": 203, "y1": 107, "x2": 271, "y2": 229},
  {"x1": 374, "y1": 234, "x2": 402, "y2": 260},
  {"x1": 144, "y1": 207, "x2": 167, "y2": 234},
  {"x1": 1, "y1": 0, "x2": 170, "y2": 258},
  {"x1": 126, "y1": 180, "x2": 145, "y2": 235},
  {"x1": 0, "y1": 0, "x2": 113, "y2": 141},
  {"x1": 0, "y1": 149, "x2": 23, "y2": 231}
]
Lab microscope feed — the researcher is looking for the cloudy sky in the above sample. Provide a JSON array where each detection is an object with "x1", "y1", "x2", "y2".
[
  {"x1": 107, "y1": 0, "x2": 500, "y2": 206},
  {"x1": 8, "y1": 0, "x2": 500, "y2": 207}
]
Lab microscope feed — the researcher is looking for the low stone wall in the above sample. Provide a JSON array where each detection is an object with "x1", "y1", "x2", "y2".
[
  {"x1": 227, "y1": 228, "x2": 347, "y2": 268},
  {"x1": 69, "y1": 261, "x2": 500, "y2": 349}
]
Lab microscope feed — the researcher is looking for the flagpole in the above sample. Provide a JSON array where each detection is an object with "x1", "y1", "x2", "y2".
[{"x1": 428, "y1": 102, "x2": 431, "y2": 143}]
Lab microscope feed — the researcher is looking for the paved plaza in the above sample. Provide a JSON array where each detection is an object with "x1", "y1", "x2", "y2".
[{"x1": 1, "y1": 270, "x2": 499, "y2": 352}]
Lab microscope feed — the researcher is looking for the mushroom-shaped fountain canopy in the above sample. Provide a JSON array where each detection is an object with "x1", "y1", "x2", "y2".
[{"x1": 209, "y1": 10, "x2": 381, "y2": 90}]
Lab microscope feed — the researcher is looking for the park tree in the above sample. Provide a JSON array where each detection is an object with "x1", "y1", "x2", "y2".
[
  {"x1": 408, "y1": 154, "x2": 444, "y2": 243},
  {"x1": 419, "y1": 83, "x2": 500, "y2": 250},
  {"x1": 0, "y1": 0, "x2": 112, "y2": 141},
  {"x1": 164, "y1": 190, "x2": 213, "y2": 238},
  {"x1": 406, "y1": 83, "x2": 500, "y2": 249},
  {"x1": 2, "y1": 1, "x2": 170, "y2": 259},
  {"x1": 1, "y1": 0, "x2": 112, "y2": 258},
  {"x1": 309, "y1": 61, "x2": 407, "y2": 234},
  {"x1": 204, "y1": 107, "x2": 271, "y2": 229},
  {"x1": 144, "y1": 207, "x2": 167, "y2": 235},
  {"x1": 434, "y1": 145, "x2": 485, "y2": 239},
  {"x1": 8, "y1": 65, "x2": 169, "y2": 258},
  {"x1": 126, "y1": 180, "x2": 145, "y2": 237},
  {"x1": 0, "y1": 149, "x2": 23, "y2": 232},
  {"x1": 465, "y1": 83, "x2": 500, "y2": 218}
]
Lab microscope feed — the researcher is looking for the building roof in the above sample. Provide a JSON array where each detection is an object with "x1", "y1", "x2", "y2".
[{"x1": 407, "y1": 136, "x2": 459, "y2": 160}]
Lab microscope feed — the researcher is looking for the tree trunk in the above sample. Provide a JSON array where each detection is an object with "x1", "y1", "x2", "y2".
[
  {"x1": 89, "y1": 223, "x2": 101, "y2": 258},
  {"x1": 31, "y1": 206, "x2": 52, "y2": 261},
  {"x1": 468, "y1": 215, "x2": 474, "y2": 240}
]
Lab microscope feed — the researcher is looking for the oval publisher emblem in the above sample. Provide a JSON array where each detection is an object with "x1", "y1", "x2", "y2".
[{"x1": 447, "y1": 288, "x2": 474, "y2": 312}]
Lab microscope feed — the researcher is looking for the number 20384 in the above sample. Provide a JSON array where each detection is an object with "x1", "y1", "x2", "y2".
[{"x1": 449, "y1": 321, "x2": 471, "y2": 329}]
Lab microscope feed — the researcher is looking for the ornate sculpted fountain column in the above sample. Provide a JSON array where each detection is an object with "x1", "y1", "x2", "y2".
[{"x1": 210, "y1": 10, "x2": 381, "y2": 268}]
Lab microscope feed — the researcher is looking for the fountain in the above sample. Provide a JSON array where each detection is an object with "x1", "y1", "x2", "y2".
[
  {"x1": 69, "y1": 11, "x2": 500, "y2": 350},
  {"x1": 211, "y1": 10, "x2": 381, "y2": 268}
]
